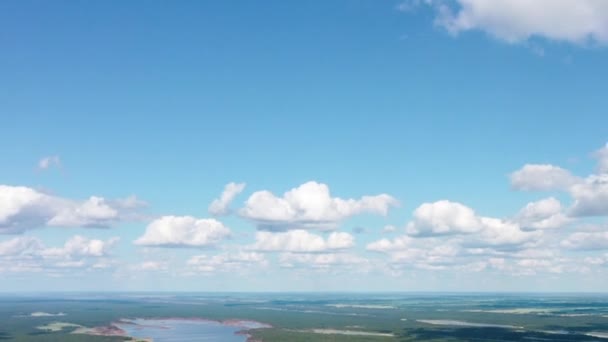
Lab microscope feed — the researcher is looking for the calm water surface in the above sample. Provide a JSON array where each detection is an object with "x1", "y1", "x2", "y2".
[{"x1": 115, "y1": 318, "x2": 249, "y2": 342}]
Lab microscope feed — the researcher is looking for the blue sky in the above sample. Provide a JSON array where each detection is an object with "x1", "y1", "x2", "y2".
[{"x1": 1, "y1": 0, "x2": 608, "y2": 292}]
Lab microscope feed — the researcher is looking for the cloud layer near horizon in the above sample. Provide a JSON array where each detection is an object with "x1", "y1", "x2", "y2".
[{"x1": 2, "y1": 144, "x2": 608, "y2": 284}]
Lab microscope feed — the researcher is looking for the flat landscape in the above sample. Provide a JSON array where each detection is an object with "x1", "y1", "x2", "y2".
[
  {"x1": 3, "y1": 2, "x2": 608, "y2": 342},
  {"x1": 2, "y1": 293, "x2": 608, "y2": 341}
]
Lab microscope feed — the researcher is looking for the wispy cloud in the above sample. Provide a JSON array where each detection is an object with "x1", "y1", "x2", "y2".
[
  {"x1": 400, "y1": 0, "x2": 608, "y2": 45},
  {"x1": 38, "y1": 155, "x2": 61, "y2": 171},
  {"x1": 208, "y1": 182, "x2": 246, "y2": 216}
]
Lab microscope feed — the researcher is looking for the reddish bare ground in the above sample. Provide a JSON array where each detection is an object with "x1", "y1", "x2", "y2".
[
  {"x1": 80, "y1": 325, "x2": 127, "y2": 336},
  {"x1": 77, "y1": 317, "x2": 271, "y2": 341}
]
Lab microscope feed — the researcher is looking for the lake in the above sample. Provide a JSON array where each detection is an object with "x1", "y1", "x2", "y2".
[{"x1": 114, "y1": 318, "x2": 256, "y2": 342}]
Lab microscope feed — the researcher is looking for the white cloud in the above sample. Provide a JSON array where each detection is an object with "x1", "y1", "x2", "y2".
[
  {"x1": 114, "y1": 195, "x2": 147, "y2": 209},
  {"x1": 477, "y1": 217, "x2": 542, "y2": 246},
  {"x1": 136, "y1": 261, "x2": 169, "y2": 271},
  {"x1": 517, "y1": 197, "x2": 561, "y2": 219},
  {"x1": 569, "y1": 174, "x2": 608, "y2": 216},
  {"x1": 396, "y1": 0, "x2": 426, "y2": 12},
  {"x1": 515, "y1": 197, "x2": 570, "y2": 229},
  {"x1": 239, "y1": 181, "x2": 398, "y2": 230},
  {"x1": 251, "y1": 229, "x2": 354, "y2": 253},
  {"x1": 510, "y1": 144, "x2": 608, "y2": 217},
  {"x1": 41, "y1": 235, "x2": 119, "y2": 258},
  {"x1": 187, "y1": 252, "x2": 267, "y2": 273},
  {"x1": 63, "y1": 236, "x2": 117, "y2": 257},
  {"x1": 134, "y1": 215, "x2": 231, "y2": 248},
  {"x1": 431, "y1": 0, "x2": 608, "y2": 45},
  {"x1": 402, "y1": 201, "x2": 541, "y2": 246},
  {"x1": 366, "y1": 235, "x2": 415, "y2": 252},
  {"x1": 53, "y1": 260, "x2": 86, "y2": 268},
  {"x1": 0, "y1": 235, "x2": 119, "y2": 273},
  {"x1": 367, "y1": 236, "x2": 461, "y2": 269},
  {"x1": 38, "y1": 155, "x2": 61, "y2": 170},
  {"x1": 406, "y1": 200, "x2": 483, "y2": 235},
  {"x1": 503, "y1": 251, "x2": 579, "y2": 275},
  {"x1": 0, "y1": 186, "x2": 53, "y2": 233},
  {"x1": 510, "y1": 164, "x2": 580, "y2": 191},
  {"x1": 477, "y1": 247, "x2": 593, "y2": 275},
  {"x1": 515, "y1": 259, "x2": 564, "y2": 275},
  {"x1": 47, "y1": 196, "x2": 119, "y2": 227},
  {"x1": 561, "y1": 231, "x2": 608, "y2": 250},
  {"x1": 403, "y1": 201, "x2": 542, "y2": 247},
  {"x1": 208, "y1": 182, "x2": 246, "y2": 216},
  {"x1": 382, "y1": 225, "x2": 397, "y2": 233},
  {"x1": 0, "y1": 185, "x2": 144, "y2": 234},
  {"x1": 91, "y1": 259, "x2": 117, "y2": 269},
  {"x1": 278, "y1": 252, "x2": 368, "y2": 269},
  {"x1": 512, "y1": 248, "x2": 557, "y2": 260},
  {"x1": 0, "y1": 236, "x2": 43, "y2": 256},
  {"x1": 367, "y1": 230, "x2": 579, "y2": 275},
  {"x1": 595, "y1": 143, "x2": 608, "y2": 174},
  {"x1": 584, "y1": 255, "x2": 607, "y2": 266}
]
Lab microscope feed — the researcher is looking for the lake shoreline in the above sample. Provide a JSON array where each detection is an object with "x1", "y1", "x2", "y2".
[{"x1": 75, "y1": 317, "x2": 271, "y2": 342}]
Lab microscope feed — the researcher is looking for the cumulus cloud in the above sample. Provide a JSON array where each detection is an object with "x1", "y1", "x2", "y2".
[
  {"x1": 425, "y1": 0, "x2": 608, "y2": 45},
  {"x1": 0, "y1": 236, "x2": 43, "y2": 256},
  {"x1": 0, "y1": 235, "x2": 119, "y2": 273},
  {"x1": 40, "y1": 235, "x2": 119, "y2": 258},
  {"x1": 38, "y1": 155, "x2": 61, "y2": 170},
  {"x1": 251, "y1": 229, "x2": 354, "y2": 253},
  {"x1": 47, "y1": 197, "x2": 119, "y2": 227},
  {"x1": 367, "y1": 236, "x2": 461, "y2": 269},
  {"x1": 208, "y1": 182, "x2": 246, "y2": 216},
  {"x1": 134, "y1": 215, "x2": 231, "y2": 248},
  {"x1": 476, "y1": 217, "x2": 542, "y2": 246},
  {"x1": 0, "y1": 186, "x2": 54, "y2": 233},
  {"x1": 401, "y1": 200, "x2": 542, "y2": 248},
  {"x1": 366, "y1": 235, "x2": 415, "y2": 252},
  {"x1": 510, "y1": 164, "x2": 580, "y2": 191},
  {"x1": 239, "y1": 181, "x2": 398, "y2": 230},
  {"x1": 510, "y1": 144, "x2": 608, "y2": 217},
  {"x1": 515, "y1": 197, "x2": 570, "y2": 229},
  {"x1": 569, "y1": 174, "x2": 608, "y2": 216},
  {"x1": 187, "y1": 251, "x2": 267, "y2": 273},
  {"x1": 0, "y1": 185, "x2": 144, "y2": 234},
  {"x1": 406, "y1": 200, "x2": 483, "y2": 235},
  {"x1": 404, "y1": 200, "x2": 540, "y2": 245},
  {"x1": 367, "y1": 232, "x2": 578, "y2": 275}
]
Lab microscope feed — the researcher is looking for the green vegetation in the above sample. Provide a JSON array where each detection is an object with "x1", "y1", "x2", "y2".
[
  {"x1": 252, "y1": 328, "x2": 394, "y2": 341},
  {"x1": 1, "y1": 293, "x2": 608, "y2": 341}
]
